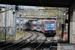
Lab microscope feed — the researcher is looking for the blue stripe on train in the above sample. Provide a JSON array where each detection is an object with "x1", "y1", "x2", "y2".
[{"x1": 45, "y1": 27, "x2": 55, "y2": 30}]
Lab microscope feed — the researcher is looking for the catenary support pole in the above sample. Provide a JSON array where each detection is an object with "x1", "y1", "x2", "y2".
[
  {"x1": 62, "y1": 8, "x2": 63, "y2": 24},
  {"x1": 61, "y1": 8, "x2": 64, "y2": 41},
  {"x1": 5, "y1": 5, "x2": 7, "y2": 43},
  {"x1": 13, "y1": 10, "x2": 15, "y2": 39},
  {"x1": 66, "y1": 8, "x2": 69, "y2": 41},
  {"x1": 15, "y1": 11, "x2": 17, "y2": 38},
  {"x1": 19, "y1": 10, "x2": 21, "y2": 35},
  {"x1": 59, "y1": 8, "x2": 60, "y2": 17}
]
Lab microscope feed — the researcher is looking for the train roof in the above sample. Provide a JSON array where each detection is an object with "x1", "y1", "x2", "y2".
[
  {"x1": 46, "y1": 18, "x2": 56, "y2": 20},
  {"x1": 32, "y1": 21, "x2": 37, "y2": 24},
  {"x1": 37, "y1": 20, "x2": 44, "y2": 21},
  {"x1": 37, "y1": 20, "x2": 43, "y2": 24},
  {"x1": 44, "y1": 20, "x2": 56, "y2": 21}
]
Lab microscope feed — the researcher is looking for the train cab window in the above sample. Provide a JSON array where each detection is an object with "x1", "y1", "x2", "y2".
[{"x1": 45, "y1": 21, "x2": 55, "y2": 30}]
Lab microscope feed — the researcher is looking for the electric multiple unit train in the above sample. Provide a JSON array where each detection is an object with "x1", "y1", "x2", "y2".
[
  {"x1": 21, "y1": 19, "x2": 56, "y2": 37},
  {"x1": 36, "y1": 19, "x2": 56, "y2": 37}
]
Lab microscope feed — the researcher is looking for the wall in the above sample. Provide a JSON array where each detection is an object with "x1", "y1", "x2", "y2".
[
  {"x1": 0, "y1": 8, "x2": 5, "y2": 27},
  {"x1": 70, "y1": 9, "x2": 75, "y2": 43}
]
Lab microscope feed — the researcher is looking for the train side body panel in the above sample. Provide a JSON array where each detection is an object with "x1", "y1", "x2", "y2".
[
  {"x1": 31, "y1": 21, "x2": 37, "y2": 30},
  {"x1": 36, "y1": 20, "x2": 44, "y2": 32}
]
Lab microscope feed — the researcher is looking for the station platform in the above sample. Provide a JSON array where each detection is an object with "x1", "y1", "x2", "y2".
[{"x1": 57, "y1": 43, "x2": 75, "y2": 50}]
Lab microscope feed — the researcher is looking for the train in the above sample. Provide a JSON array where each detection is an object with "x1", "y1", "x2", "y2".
[
  {"x1": 31, "y1": 21, "x2": 37, "y2": 30},
  {"x1": 18, "y1": 19, "x2": 56, "y2": 37}
]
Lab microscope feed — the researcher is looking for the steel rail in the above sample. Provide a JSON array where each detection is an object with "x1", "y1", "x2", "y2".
[
  {"x1": 34, "y1": 32, "x2": 47, "y2": 50},
  {"x1": 0, "y1": 31, "x2": 32, "y2": 50},
  {"x1": 14, "y1": 31, "x2": 38, "y2": 50},
  {"x1": 34, "y1": 38, "x2": 47, "y2": 50},
  {"x1": 49, "y1": 37, "x2": 54, "y2": 50}
]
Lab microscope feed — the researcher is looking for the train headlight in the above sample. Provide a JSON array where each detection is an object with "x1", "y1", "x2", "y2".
[{"x1": 45, "y1": 29, "x2": 47, "y2": 30}]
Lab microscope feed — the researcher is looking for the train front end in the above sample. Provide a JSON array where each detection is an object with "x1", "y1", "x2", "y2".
[{"x1": 44, "y1": 20, "x2": 56, "y2": 37}]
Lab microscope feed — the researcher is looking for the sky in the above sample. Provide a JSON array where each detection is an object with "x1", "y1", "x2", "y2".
[
  {"x1": 0, "y1": 4, "x2": 45, "y2": 10},
  {"x1": 0, "y1": 4, "x2": 36, "y2": 8}
]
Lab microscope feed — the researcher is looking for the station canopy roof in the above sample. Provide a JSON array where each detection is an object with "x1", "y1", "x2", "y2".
[{"x1": 0, "y1": 0, "x2": 74, "y2": 7}]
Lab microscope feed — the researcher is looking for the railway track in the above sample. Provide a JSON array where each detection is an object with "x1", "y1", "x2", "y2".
[
  {"x1": 18, "y1": 32, "x2": 57, "y2": 50},
  {"x1": 14, "y1": 31, "x2": 38, "y2": 50},
  {"x1": 19, "y1": 32, "x2": 47, "y2": 50},
  {"x1": 34, "y1": 37, "x2": 57, "y2": 50},
  {"x1": 33, "y1": 32, "x2": 47, "y2": 50},
  {"x1": 0, "y1": 31, "x2": 58, "y2": 50},
  {"x1": 0, "y1": 31, "x2": 33, "y2": 50},
  {"x1": 34, "y1": 38, "x2": 46, "y2": 50}
]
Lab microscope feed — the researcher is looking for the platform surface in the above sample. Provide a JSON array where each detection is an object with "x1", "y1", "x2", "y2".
[{"x1": 57, "y1": 43, "x2": 75, "y2": 50}]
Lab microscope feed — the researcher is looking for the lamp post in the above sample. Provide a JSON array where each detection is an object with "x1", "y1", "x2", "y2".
[
  {"x1": 19, "y1": 12, "x2": 21, "y2": 35},
  {"x1": 62, "y1": 8, "x2": 63, "y2": 24}
]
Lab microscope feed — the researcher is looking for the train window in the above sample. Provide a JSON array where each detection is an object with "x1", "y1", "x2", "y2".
[
  {"x1": 45, "y1": 21, "x2": 55, "y2": 30},
  {"x1": 34, "y1": 24, "x2": 36, "y2": 26}
]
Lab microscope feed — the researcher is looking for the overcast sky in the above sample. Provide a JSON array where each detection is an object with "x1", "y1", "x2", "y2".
[{"x1": 0, "y1": 4, "x2": 36, "y2": 8}]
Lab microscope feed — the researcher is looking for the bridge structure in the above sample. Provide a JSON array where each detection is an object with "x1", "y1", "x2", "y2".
[
  {"x1": 16, "y1": 8, "x2": 66, "y2": 21},
  {"x1": 17, "y1": 15, "x2": 61, "y2": 19}
]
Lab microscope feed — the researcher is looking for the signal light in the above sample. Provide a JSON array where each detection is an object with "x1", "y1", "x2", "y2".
[{"x1": 15, "y1": 5, "x2": 18, "y2": 11}]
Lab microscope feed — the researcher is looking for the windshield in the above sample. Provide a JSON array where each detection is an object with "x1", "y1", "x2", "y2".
[{"x1": 45, "y1": 21, "x2": 55, "y2": 30}]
